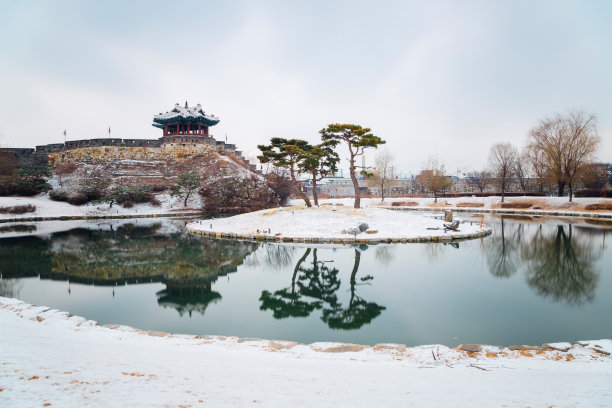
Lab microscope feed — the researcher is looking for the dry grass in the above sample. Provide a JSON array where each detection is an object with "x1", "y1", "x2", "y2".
[
  {"x1": 0, "y1": 204, "x2": 36, "y2": 214},
  {"x1": 456, "y1": 202, "x2": 484, "y2": 208},
  {"x1": 500, "y1": 201, "x2": 533, "y2": 209},
  {"x1": 584, "y1": 202, "x2": 612, "y2": 211},
  {"x1": 391, "y1": 201, "x2": 418, "y2": 207}
]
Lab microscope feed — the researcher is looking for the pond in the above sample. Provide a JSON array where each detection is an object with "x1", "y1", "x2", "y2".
[{"x1": 1, "y1": 214, "x2": 610, "y2": 347}]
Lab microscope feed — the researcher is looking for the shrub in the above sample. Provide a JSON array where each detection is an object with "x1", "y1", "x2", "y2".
[
  {"x1": 149, "y1": 196, "x2": 161, "y2": 206},
  {"x1": 0, "y1": 224, "x2": 37, "y2": 233},
  {"x1": 49, "y1": 189, "x2": 69, "y2": 202},
  {"x1": 68, "y1": 193, "x2": 89, "y2": 205},
  {"x1": 0, "y1": 204, "x2": 36, "y2": 214},
  {"x1": 457, "y1": 202, "x2": 484, "y2": 208},
  {"x1": 584, "y1": 203, "x2": 612, "y2": 211},
  {"x1": 500, "y1": 202, "x2": 533, "y2": 209},
  {"x1": 110, "y1": 185, "x2": 153, "y2": 207},
  {"x1": 150, "y1": 184, "x2": 169, "y2": 192},
  {"x1": 575, "y1": 189, "x2": 612, "y2": 198},
  {"x1": 391, "y1": 201, "x2": 418, "y2": 206}
]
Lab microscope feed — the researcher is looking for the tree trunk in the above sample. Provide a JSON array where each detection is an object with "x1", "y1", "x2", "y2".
[
  {"x1": 349, "y1": 249, "x2": 361, "y2": 306},
  {"x1": 380, "y1": 179, "x2": 385, "y2": 202},
  {"x1": 292, "y1": 248, "x2": 311, "y2": 291},
  {"x1": 568, "y1": 183, "x2": 573, "y2": 202},
  {"x1": 501, "y1": 179, "x2": 505, "y2": 203},
  {"x1": 184, "y1": 192, "x2": 190, "y2": 206},
  {"x1": 291, "y1": 165, "x2": 311, "y2": 207},
  {"x1": 434, "y1": 190, "x2": 438, "y2": 203},
  {"x1": 350, "y1": 160, "x2": 360, "y2": 209},
  {"x1": 557, "y1": 180, "x2": 565, "y2": 197},
  {"x1": 311, "y1": 171, "x2": 319, "y2": 206}
]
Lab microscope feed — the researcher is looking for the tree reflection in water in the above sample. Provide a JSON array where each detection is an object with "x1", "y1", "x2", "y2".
[
  {"x1": 0, "y1": 279, "x2": 22, "y2": 298},
  {"x1": 484, "y1": 218, "x2": 520, "y2": 278},
  {"x1": 522, "y1": 224, "x2": 600, "y2": 306},
  {"x1": 482, "y1": 216, "x2": 603, "y2": 305},
  {"x1": 260, "y1": 247, "x2": 385, "y2": 330},
  {"x1": 259, "y1": 248, "x2": 320, "y2": 318}
]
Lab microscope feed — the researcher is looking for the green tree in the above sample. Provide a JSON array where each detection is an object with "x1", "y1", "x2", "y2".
[
  {"x1": 172, "y1": 171, "x2": 201, "y2": 206},
  {"x1": 14, "y1": 164, "x2": 51, "y2": 195},
  {"x1": 299, "y1": 142, "x2": 339, "y2": 206},
  {"x1": 319, "y1": 124, "x2": 385, "y2": 208},
  {"x1": 258, "y1": 138, "x2": 312, "y2": 207}
]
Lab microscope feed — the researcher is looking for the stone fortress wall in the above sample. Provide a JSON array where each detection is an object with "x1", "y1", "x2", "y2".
[{"x1": 0, "y1": 137, "x2": 258, "y2": 171}]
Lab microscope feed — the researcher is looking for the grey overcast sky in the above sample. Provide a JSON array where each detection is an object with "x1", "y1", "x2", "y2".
[{"x1": 1, "y1": 0, "x2": 610, "y2": 175}]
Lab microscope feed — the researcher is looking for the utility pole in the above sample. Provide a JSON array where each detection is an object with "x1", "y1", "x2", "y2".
[{"x1": 604, "y1": 166, "x2": 608, "y2": 198}]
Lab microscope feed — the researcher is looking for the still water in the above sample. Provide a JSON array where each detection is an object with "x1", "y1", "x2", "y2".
[{"x1": 1, "y1": 214, "x2": 610, "y2": 347}]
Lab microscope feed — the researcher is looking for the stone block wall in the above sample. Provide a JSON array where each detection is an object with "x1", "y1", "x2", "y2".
[
  {"x1": 48, "y1": 145, "x2": 217, "y2": 165},
  {"x1": 3, "y1": 136, "x2": 259, "y2": 173}
]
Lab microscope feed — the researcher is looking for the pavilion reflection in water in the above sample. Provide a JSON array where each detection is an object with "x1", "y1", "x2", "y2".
[{"x1": 0, "y1": 222, "x2": 259, "y2": 316}]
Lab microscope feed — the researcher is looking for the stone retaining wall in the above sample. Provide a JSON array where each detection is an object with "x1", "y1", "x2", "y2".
[{"x1": 186, "y1": 225, "x2": 493, "y2": 244}]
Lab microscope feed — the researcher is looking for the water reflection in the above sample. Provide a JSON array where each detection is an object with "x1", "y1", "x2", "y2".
[
  {"x1": 260, "y1": 247, "x2": 386, "y2": 330},
  {"x1": 0, "y1": 222, "x2": 259, "y2": 316},
  {"x1": 1, "y1": 216, "x2": 611, "y2": 346},
  {"x1": 522, "y1": 225, "x2": 599, "y2": 306},
  {"x1": 482, "y1": 216, "x2": 604, "y2": 305}
]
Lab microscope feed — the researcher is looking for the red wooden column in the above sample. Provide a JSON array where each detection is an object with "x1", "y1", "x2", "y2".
[
  {"x1": 187, "y1": 123, "x2": 190, "y2": 135},
  {"x1": 164, "y1": 124, "x2": 168, "y2": 135},
  {"x1": 198, "y1": 124, "x2": 201, "y2": 135}
]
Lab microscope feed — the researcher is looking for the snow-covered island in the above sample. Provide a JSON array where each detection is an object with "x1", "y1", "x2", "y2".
[{"x1": 186, "y1": 205, "x2": 492, "y2": 243}]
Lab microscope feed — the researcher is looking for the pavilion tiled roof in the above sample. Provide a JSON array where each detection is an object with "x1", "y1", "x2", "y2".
[{"x1": 152, "y1": 102, "x2": 220, "y2": 128}]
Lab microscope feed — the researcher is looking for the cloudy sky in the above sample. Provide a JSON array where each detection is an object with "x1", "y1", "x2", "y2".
[{"x1": 1, "y1": 0, "x2": 610, "y2": 175}]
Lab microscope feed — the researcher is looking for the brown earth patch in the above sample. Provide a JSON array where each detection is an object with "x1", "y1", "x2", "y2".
[
  {"x1": 500, "y1": 201, "x2": 533, "y2": 209},
  {"x1": 456, "y1": 202, "x2": 484, "y2": 208},
  {"x1": 585, "y1": 203, "x2": 612, "y2": 211}
]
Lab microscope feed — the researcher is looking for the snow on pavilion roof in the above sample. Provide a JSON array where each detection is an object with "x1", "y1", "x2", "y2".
[{"x1": 152, "y1": 102, "x2": 220, "y2": 128}]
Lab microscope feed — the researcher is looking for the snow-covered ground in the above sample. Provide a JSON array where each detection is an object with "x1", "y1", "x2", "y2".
[
  {"x1": 2, "y1": 194, "x2": 610, "y2": 224},
  {"x1": 0, "y1": 192, "x2": 201, "y2": 221},
  {"x1": 187, "y1": 206, "x2": 491, "y2": 243},
  {"x1": 1, "y1": 297, "x2": 610, "y2": 407},
  {"x1": 294, "y1": 196, "x2": 612, "y2": 212}
]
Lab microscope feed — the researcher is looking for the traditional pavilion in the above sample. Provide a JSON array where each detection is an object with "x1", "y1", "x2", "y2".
[{"x1": 152, "y1": 101, "x2": 219, "y2": 138}]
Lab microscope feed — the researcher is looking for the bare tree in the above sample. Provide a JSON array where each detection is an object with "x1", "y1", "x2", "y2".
[
  {"x1": 370, "y1": 149, "x2": 394, "y2": 201},
  {"x1": 528, "y1": 111, "x2": 600, "y2": 201},
  {"x1": 562, "y1": 112, "x2": 600, "y2": 201},
  {"x1": 528, "y1": 116, "x2": 567, "y2": 196},
  {"x1": 488, "y1": 143, "x2": 518, "y2": 203},
  {"x1": 513, "y1": 150, "x2": 531, "y2": 192},
  {"x1": 525, "y1": 143, "x2": 547, "y2": 193},
  {"x1": 54, "y1": 162, "x2": 78, "y2": 188},
  {"x1": 417, "y1": 159, "x2": 453, "y2": 203},
  {"x1": 467, "y1": 170, "x2": 491, "y2": 193}
]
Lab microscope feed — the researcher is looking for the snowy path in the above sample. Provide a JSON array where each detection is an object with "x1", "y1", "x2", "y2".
[{"x1": 1, "y1": 298, "x2": 611, "y2": 407}]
